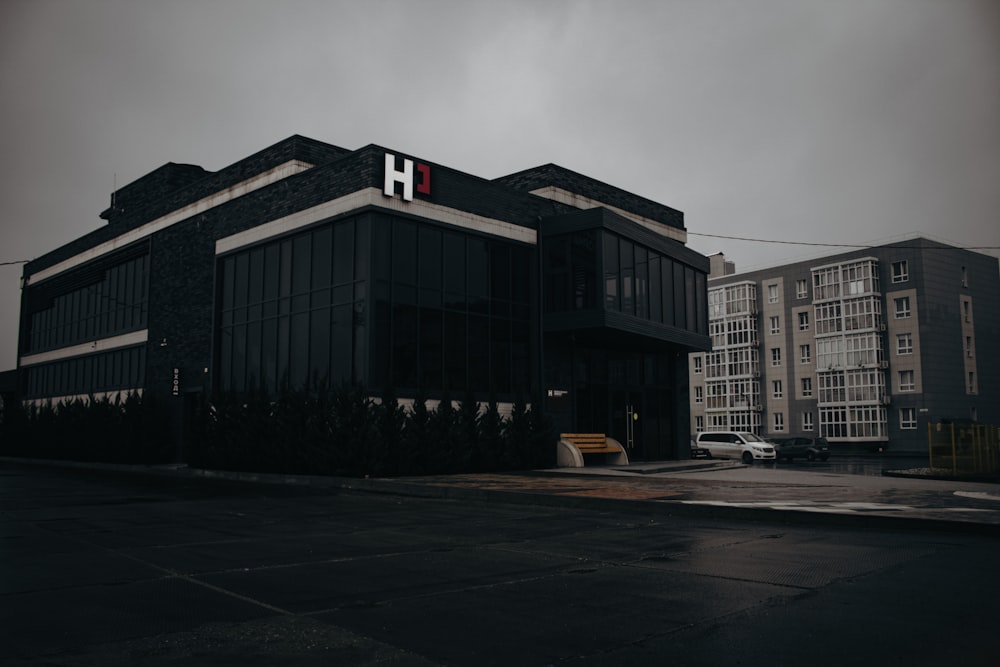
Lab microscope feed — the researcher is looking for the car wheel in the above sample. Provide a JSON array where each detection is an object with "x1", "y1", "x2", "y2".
[
  {"x1": 742, "y1": 451, "x2": 753, "y2": 465},
  {"x1": 807, "y1": 452, "x2": 816, "y2": 461}
]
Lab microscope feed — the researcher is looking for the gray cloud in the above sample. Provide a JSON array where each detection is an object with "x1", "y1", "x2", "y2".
[{"x1": 1, "y1": 0, "x2": 998, "y2": 368}]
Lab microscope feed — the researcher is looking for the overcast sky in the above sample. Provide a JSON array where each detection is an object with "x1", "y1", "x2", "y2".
[{"x1": 1, "y1": 0, "x2": 998, "y2": 369}]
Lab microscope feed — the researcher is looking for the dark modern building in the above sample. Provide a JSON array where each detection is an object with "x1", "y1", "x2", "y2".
[
  {"x1": 689, "y1": 239, "x2": 1000, "y2": 453},
  {"x1": 17, "y1": 136, "x2": 710, "y2": 461}
]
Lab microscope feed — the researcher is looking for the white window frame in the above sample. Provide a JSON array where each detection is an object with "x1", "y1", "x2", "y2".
[
  {"x1": 773, "y1": 412, "x2": 785, "y2": 432},
  {"x1": 694, "y1": 386, "x2": 704, "y2": 403},
  {"x1": 894, "y1": 296, "x2": 910, "y2": 319},
  {"x1": 900, "y1": 407, "x2": 916, "y2": 430},
  {"x1": 796, "y1": 279, "x2": 808, "y2": 299},
  {"x1": 891, "y1": 260, "x2": 908, "y2": 283},
  {"x1": 771, "y1": 347, "x2": 781, "y2": 367},
  {"x1": 768, "y1": 284, "x2": 779, "y2": 303},
  {"x1": 800, "y1": 344, "x2": 811, "y2": 364},
  {"x1": 898, "y1": 370, "x2": 915, "y2": 392},
  {"x1": 693, "y1": 356, "x2": 703, "y2": 374},
  {"x1": 772, "y1": 380, "x2": 783, "y2": 399},
  {"x1": 802, "y1": 411, "x2": 814, "y2": 431},
  {"x1": 798, "y1": 311, "x2": 809, "y2": 331},
  {"x1": 802, "y1": 377, "x2": 813, "y2": 397},
  {"x1": 896, "y1": 333, "x2": 913, "y2": 355},
  {"x1": 769, "y1": 316, "x2": 780, "y2": 335}
]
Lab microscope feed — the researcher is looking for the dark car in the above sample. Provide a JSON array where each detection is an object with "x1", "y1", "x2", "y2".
[
  {"x1": 772, "y1": 436, "x2": 830, "y2": 462},
  {"x1": 690, "y1": 439, "x2": 712, "y2": 459}
]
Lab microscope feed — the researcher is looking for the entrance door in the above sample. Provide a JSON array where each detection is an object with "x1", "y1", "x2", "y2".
[{"x1": 611, "y1": 390, "x2": 646, "y2": 460}]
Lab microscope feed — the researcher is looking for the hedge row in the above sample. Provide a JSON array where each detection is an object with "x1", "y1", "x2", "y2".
[
  {"x1": 0, "y1": 385, "x2": 554, "y2": 477},
  {"x1": 0, "y1": 393, "x2": 172, "y2": 464}
]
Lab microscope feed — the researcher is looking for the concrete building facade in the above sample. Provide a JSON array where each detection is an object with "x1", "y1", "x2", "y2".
[{"x1": 689, "y1": 239, "x2": 999, "y2": 453}]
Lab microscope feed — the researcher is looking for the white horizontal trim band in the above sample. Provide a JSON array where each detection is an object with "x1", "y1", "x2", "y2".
[
  {"x1": 528, "y1": 185, "x2": 687, "y2": 243},
  {"x1": 216, "y1": 188, "x2": 537, "y2": 254},
  {"x1": 28, "y1": 160, "x2": 314, "y2": 285},
  {"x1": 19, "y1": 329, "x2": 149, "y2": 367}
]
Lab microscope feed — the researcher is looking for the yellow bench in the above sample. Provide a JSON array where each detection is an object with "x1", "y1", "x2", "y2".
[{"x1": 556, "y1": 433, "x2": 629, "y2": 468}]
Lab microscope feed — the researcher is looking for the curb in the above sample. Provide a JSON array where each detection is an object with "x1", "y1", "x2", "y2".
[{"x1": 4, "y1": 456, "x2": 1000, "y2": 537}]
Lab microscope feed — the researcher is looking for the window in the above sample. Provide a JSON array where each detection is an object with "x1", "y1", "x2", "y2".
[
  {"x1": 694, "y1": 386, "x2": 704, "y2": 403},
  {"x1": 769, "y1": 316, "x2": 780, "y2": 335},
  {"x1": 773, "y1": 412, "x2": 785, "y2": 432},
  {"x1": 900, "y1": 407, "x2": 916, "y2": 430},
  {"x1": 772, "y1": 380, "x2": 783, "y2": 399},
  {"x1": 800, "y1": 344, "x2": 811, "y2": 364},
  {"x1": 771, "y1": 348, "x2": 781, "y2": 366},
  {"x1": 894, "y1": 296, "x2": 910, "y2": 319},
  {"x1": 896, "y1": 333, "x2": 913, "y2": 355},
  {"x1": 969, "y1": 371, "x2": 977, "y2": 394},
  {"x1": 961, "y1": 266, "x2": 968, "y2": 288},
  {"x1": 898, "y1": 370, "x2": 915, "y2": 392},
  {"x1": 798, "y1": 311, "x2": 809, "y2": 331},
  {"x1": 891, "y1": 260, "x2": 908, "y2": 283},
  {"x1": 802, "y1": 377, "x2": 813, "y2": 397},
  {"x1": 767, "y1": 284, "x2": 779, "y2": 303},
  {"x1": 796, "y1": 279, "x2": 808, "y2": 299},
  {"x1": 966, "y1": 336, "x2": 974, "y2": 358},
  {"x1": 802, "y1": 411, "x2": 814, "y2": 431},
  {"x1": 695, "y1": 415, "x2": 704, "y2": 432},
  {"x1": 963, "y1": 299, "x2": 971, "y2": 322},
  {"x1": 693, "y1": 356, "x2": 703, "y2": 374}
]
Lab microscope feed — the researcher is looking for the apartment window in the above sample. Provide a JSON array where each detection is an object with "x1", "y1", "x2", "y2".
[
  {"x1": 894, "y1": 296, "x2": 910, "y2": 319},
  {"x1": 767, "y1": 284, "x2": 779, "y2": 303},
  {"x1": 773, "y1": 412, "x2": 785, "y2": 432},
  {"x1": 891, "y1": 260, "x2": 908, "y2": 283},
  {"x1": 771, "y1": 348, "x2": 781, "y2": 366},
  {"x1": 802, "y1": 411, "x2": 814, "y2": 431},
  {"x1": 798, "y1": 311, "x2": 809, "y2": 331},
  {"x1": 800, "y1": 344, "x2": 811, "y2": 364},
  {"x1": 802, "y1": 377, "x2": 813, "y2": 397},
  {"x1": 961, "y1": 266, "x2": 968, "y2": 288},
  {"x1": 769, "y1": 316, "x2": 780, "y2": 335},
  {"x1": 966, "y1": 336, "x2": 974, "y2": 358},
  {"x1": 963, "y1": 299, "x2": 971, "y2": 322},
  {"x1": 695, "y1": 386, "x2": 704, "y2": 403},
  {"x1": 796, "y1": 279, "x2": 808, "y2": 299},
  {"x1": 900, "y1": 407, "x2": 916, "y2": 430},
  {"x1": 896, "y1": 332, "x2": 913, "y2": 355},
  {"x1": 695, "y1": 415, "x2": 704, "y2": 432},
  {"x1": 898, "y1": 370, "x2": 915, "y2": 392},
  {"x1": 772, "y1": 380, "x2": 783, "y2": 399},
  {"x1": 969, "y1": 371, "x2": 977, "y2": 394},
  {"x1": 693, "y1": 356, "x2": 703, "y2": 374}
]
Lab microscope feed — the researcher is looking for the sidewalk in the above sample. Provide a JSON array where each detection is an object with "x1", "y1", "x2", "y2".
[{"x1": 5, "y1": 456, "x2": 1000, "y2": 534}]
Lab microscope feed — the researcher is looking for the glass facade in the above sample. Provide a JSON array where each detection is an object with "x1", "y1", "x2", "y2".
[
  {"x1": 26, "y1": 253, "x2": 149, "y2": 354},
  {"x1": 217, "y1": 214, "x2": 533, "y2": 398},
  {"x1": 23, "y1": 346, "x2": 146, "y2": 399},
  {"x1": 544, "y1": 229, "x2": 706, "y2": 334},
  {"x1": 21, "y1": 250, "x2": 150, "y2": 400}
]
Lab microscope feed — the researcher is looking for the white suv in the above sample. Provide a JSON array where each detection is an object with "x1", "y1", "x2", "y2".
[{"x1": 694, "y1": 431, "x2": 776, "y2": 464}]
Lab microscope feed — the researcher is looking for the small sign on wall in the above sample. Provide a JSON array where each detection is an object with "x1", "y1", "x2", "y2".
[{"x1": 172, "y1": 368, "x2": 180, "y2": 396}]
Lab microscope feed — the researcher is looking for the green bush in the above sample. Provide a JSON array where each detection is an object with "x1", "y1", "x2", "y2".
[
  {"x1": 193, "y1": 385, "x2": 552, "y2": 477},
  {"x1": 0, "y1": 383, "x2": 553, "y2": 477},
  {"x1": 0, "y1": 393, "x2": 171, "y2": 464}
]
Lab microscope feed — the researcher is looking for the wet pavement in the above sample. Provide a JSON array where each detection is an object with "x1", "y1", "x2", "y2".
[
  {"x1": 385, "y1": 458, "x2": 1000, "y2": 530},
  {"x1": 3, "y1": 457, "x2": 1000, "y2": 665}
]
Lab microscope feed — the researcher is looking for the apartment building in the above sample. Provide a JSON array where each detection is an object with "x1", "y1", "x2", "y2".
[{"x1": 689, "y1": 238, "x2": 998, "y2": 453}]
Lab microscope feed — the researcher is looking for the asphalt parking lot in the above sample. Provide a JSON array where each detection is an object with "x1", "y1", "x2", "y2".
[{"x1": 2, "y1": 458, "x2": 999, "y2": 666}]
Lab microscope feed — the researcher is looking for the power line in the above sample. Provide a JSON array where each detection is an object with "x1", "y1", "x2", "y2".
[{"x1": 687, "y1": 231, "x2": 1000, "y2": 251}]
